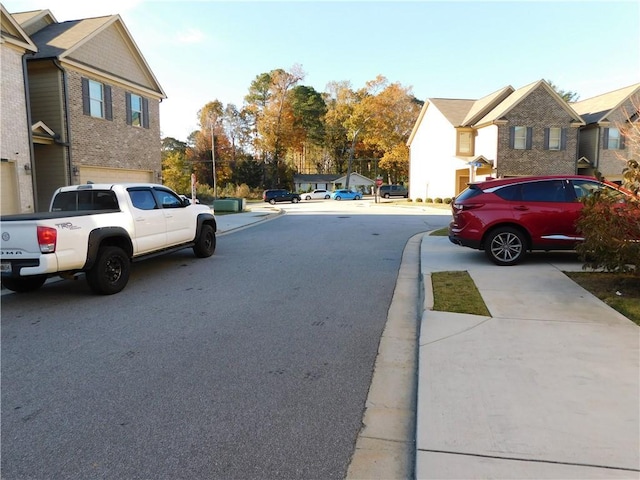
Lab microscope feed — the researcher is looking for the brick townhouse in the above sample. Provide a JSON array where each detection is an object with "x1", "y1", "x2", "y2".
[{"x1": 1, "y1": 6, "x2": 166, "y2": 213}]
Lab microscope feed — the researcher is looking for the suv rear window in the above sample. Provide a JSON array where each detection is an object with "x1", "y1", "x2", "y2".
[{"x1": 455, "y1": 185, "x2": 483, "y2": 202}]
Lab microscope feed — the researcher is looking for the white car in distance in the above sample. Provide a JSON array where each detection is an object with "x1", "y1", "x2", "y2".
[{"x1": 300, "y1": 189, "x2": 331, "y2": 200}]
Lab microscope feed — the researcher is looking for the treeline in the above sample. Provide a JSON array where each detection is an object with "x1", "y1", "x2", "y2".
[{"x1": 161, "y1": 65, "x2": 423, "y2": 195}]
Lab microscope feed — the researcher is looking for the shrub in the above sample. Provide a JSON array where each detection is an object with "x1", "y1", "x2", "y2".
[
  {"x1": 576, "y1": 191, "x2": 640, "y2": 275},
  {"x1": 434, "y1": 197, "x2": 443, "y2": 204},
  {"x1": 444, "y1": 197, "x2": 453, "y2": 204},
  {"x1": 426, "y1": 198, "x2": 434, "y2": 203},
  {"x1": 236, "y1": 183, "x2": 251, "y2": 198},
  {"x1": 407, "y1": 198, "x2": 413, "y2": 202},
  {"x1": 195, "y1": 184, "x2": 215, "y2": 204},
  {"x1": 416, "y1": 198, "x2": 423, "y2": 202}
]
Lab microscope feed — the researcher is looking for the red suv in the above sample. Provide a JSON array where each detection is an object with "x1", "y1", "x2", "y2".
[{"x1": 449, "y1": 175, "x2": 630, "y2": 265}]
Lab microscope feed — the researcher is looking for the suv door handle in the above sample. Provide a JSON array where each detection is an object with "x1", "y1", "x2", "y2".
[{"x1": 514, "y1": 205, "x2": 529, "y2": 211}]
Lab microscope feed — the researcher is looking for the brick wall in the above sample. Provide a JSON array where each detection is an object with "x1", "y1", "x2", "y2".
[
  {"x1": 497, "y1": 85, "x2": 579, "y2": 177},
  {"x1": 597, "y1": 95, "x2": 639, "y2": 181},
  {"x1": 66, "y1": 69, "x2": 161, "y2": 177},
  {"x1": 1, "y1": 45, "x2": 35, "y2": 212}
]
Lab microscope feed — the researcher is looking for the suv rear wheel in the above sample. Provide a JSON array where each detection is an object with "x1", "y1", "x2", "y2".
[{"x1": 485, "y1": 227, "x2": 526, "y2": 266}]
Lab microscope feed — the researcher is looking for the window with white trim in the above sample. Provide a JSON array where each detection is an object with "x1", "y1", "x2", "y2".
[
  {"x1": 548, "y1": 127, "x2": 561, "y2": 150},
  {"x1": 88, "y1": 80, "x2": 104, "y2": 118},
  {"x1": 514, "y1": 126, "x2": 527, "y2": 149},
  {"x1": 82, "y1": 77, "x2": 112, "y2": 120},
  {"x1": 126, "y1": 93, "x2": 150, "y2": 129},
  {"x1": 607, "y1": 128, "x2": 621, "y2": 149},
  {"x1": 130, "y1": 94, "x2": 143, "y2": 127}
]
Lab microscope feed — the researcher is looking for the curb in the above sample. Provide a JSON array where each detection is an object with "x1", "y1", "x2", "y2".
[{"x1": 346, "y1": 232, "x2": 425, "y2": 479}]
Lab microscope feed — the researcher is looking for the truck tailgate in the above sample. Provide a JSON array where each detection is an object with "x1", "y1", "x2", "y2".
[{"x1": 1, "y1": 222, "x2": 42, "y2": 257}]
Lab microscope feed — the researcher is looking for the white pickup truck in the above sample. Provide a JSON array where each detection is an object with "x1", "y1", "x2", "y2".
[{"x1": 1, "y1": 183, "x2": 217, "y2": 295}]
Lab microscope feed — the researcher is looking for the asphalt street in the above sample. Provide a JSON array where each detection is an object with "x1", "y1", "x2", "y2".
[{"x1": 1, "y1": 200, "x2": 449, "y2": 479}]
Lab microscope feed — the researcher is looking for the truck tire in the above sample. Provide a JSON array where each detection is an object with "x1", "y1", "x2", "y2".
[
  {"x1": 86, "y1": 246, "x2": 130, "y2": 295},
  {"x1": 1, "y1": 275, "x2": 47, "y2": 293},
  {"x1": 193, "y1": 224, "x2": 216, "y2": 257}
]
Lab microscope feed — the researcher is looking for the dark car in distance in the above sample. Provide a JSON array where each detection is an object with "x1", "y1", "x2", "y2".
[
  {"x1": 263, "y1": 189, "x2": 301, "y2": 205},
  {"x1": 448, "y1": 175, "x2": 633, "y2": 266},
  {"x1": 379, "y1": 184, "x2": 408, "y2": 198}
]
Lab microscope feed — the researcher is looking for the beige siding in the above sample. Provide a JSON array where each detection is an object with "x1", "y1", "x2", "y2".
[
  {"x1": 34, "y1": 143, "x2": 68, "y2": 211},
  {"x1": 69, "y1": 24, "x2": 153, "y2": 90},
  {"x1": 27, "y1": 61, "x2": 65, "y2": 137},
  {"x1": 20, "y1": 17, "x2": 51, "y2": 36},
  {"x1": 578, "y1": 126, "x2": 599, "y2": 164}
]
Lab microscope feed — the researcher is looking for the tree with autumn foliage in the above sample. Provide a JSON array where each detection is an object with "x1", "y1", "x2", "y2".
[
  {"x1": 163, "y1": 67, "x2": 422, "y2": 194},
  {"x1": 359, "y1": 76, "x2": 422, "y2": 183},
  {"x1": 245, "y1": 66, "x2": 305, "y2": 188}
]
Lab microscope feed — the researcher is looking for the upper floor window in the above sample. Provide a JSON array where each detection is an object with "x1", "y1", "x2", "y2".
[
  {"x1": 131, "y1": 94, "x2": 143, "y2": 126},
  {"x1": 456, "y1": 129, "x2": 475, "y2": 156},
  {"x1": 89, "y1": 81, "x2": 103, "y2": 117},
  {"x1": 544, "y1": 127, "x2": 566, "y2": 150},
  {"x1": 81, "y1": 78, "x2": 112, "y2": 120},
  {"x1": 510, "y1": 126, "x2": 532, "y2": 150},
  {"x1": 82, "y1": 78, "x2": 113, "y2": 120},
  {"x1": 548, "y1": 127, "x2": 561, "y2": 150},
  {"x1": 604, "y1": 128, "x2": 624, "y2": 150},
  {"x1": 126, "y1": 93, "x2": 150, "y2": 129}
]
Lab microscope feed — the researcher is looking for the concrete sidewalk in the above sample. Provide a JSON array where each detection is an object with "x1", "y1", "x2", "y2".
[
  {"x1": 416, "y1": 235, "x2": 640, "y2": 479},
  {"x1": 215, "y1": 203, "x2": 282, "y2": 234}
]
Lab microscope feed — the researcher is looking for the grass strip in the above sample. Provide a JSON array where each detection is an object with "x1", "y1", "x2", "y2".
[
  {"x1": 431, "y1": 271, "x2": 491, "y2": 316},
  {"x1": 565, "y1": 272, "x2": 640, "y2": 326}
]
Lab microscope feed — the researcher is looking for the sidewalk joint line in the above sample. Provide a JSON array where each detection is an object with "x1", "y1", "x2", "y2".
[{"x1": 418, "y1": 449, "x2": 640, "y2": 472}]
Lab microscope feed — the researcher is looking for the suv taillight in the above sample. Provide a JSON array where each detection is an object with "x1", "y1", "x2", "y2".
[
  {"x1": 37, "y1": 226, "x2": 57, "y2": 253},
  {"x1": 454, "y1": 202, "x2": 484, "y2": 211}
]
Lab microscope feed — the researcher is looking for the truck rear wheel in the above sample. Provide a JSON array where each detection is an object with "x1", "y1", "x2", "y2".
[
  {"x1": 86, "y1": 246, "x2": 130, "y2": 295},
  {"x1": 193, "y1": 224, "x2": 216, "y2": 257},
  {"x1": 1, "y1": 275, "x2": 47, "y2": 293}
]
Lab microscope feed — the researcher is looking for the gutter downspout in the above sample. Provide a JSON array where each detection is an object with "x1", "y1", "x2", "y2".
[
  {"x1": 575, "y1": 127, "x2": 580, "y2": 174},
  {"x1": 22, "y1": 53, "x2": 37, "y2": 211},
  {"x1": 52, "y1": 59, "x2": 73, "y2": 185}
]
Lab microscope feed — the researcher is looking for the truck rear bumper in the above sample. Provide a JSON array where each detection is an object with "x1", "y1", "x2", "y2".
[{"x1": 1, "y1": 254, "x2": 58, "y2": 277}]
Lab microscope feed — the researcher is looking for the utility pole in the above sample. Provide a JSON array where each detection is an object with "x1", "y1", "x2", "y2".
[
  {"x1": 345, "y1": 126, "x2": 362, "y2": 191},
  {"x1": 209, "y1": 115, "x2": 217, "y2": 200}
]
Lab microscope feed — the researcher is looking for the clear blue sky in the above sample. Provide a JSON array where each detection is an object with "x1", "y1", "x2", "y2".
[{"x1": 5, "y1": 0, "x2": 640, "y2": 142}]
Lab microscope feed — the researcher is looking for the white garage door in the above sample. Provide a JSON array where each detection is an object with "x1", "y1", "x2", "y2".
[
  {"x1": 1, "y1": 161, "x2": 19, "y2": 214},
  {"x1": 79, "y1": 166, "x2": 154, "y2": 184}
]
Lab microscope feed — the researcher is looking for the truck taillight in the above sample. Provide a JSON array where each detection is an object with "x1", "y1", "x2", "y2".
[{"x1": 37, "y1": 226, "x2": 57, "y2": 253}]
